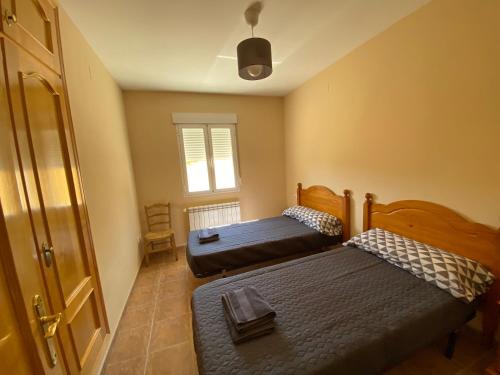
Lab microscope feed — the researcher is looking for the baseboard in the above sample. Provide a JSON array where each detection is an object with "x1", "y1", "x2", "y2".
[{"x1": 91, "y1": 260, "x2": 142, "y2": 374}]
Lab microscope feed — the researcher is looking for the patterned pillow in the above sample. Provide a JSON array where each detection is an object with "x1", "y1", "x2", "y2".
[
  {"x1": 343, "y1": 228, "x2": 495, "y2": 302},
  {"x1": 282, "y1": 205, "x2": 342, "y2": 237}
]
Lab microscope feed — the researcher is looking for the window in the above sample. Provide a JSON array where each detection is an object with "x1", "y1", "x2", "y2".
[{"x1": 176, "y1": 124, "x2": 240, "y2": 194}]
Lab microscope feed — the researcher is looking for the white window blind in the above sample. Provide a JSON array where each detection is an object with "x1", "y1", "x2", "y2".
[
  {"x1": 181, "y1": 127, "x2": 210, "y2": 193},
  {"x1": 211, "y1": 128, "x2": 236, "y2": 190},
  {"x1": 176, "y1": 124, "x2": 239, "y2": 195}
]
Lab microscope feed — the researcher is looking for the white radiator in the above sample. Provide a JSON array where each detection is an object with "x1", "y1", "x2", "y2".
[{"x1": 186, "y1": 201, "x2": 241, "y2": 230}]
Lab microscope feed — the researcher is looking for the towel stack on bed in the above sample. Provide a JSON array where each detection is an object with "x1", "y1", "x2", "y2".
[
  {"x1": 198, "y1": 228, "x2": 219, "y2": 244},
  {"x1": 221, "y1": 286, "x2": 276, "y2": 344}
]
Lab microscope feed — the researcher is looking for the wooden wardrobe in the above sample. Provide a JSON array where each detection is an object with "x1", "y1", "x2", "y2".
[{"x1": 0, "y1": 0, "x2": 108, "y2": 374}]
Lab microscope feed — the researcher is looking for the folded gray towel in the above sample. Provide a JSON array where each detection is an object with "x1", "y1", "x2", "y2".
[
  {"x1": 221, "y1": 286, "x2": 276, "y2": 332},
  {"x1": 223, "y1": 307, "x2": 275, "y2": 344},
  {"x1": 198, "y1": 229, "x2": 219, "y2": 244}
]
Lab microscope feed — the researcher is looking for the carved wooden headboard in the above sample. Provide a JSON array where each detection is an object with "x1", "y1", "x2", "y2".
[
  {"x1": 296, "y1": 183, "x2": 351, "y2": 241},
  {"x1": 364, "y1": 193, "x2": 500, "y2": 345}
]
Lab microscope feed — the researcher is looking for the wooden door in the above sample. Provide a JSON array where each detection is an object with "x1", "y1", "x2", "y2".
[
  {"x1": 0, "y1": 0, "x2": 61, "y2": 73},
  {"x1": 3, "y1": 35, "x2": 107, "y2": 374},
  {"x1": 0, "y1": 40, "x2": 65, "y2": 375},
  {"x1": 0, "y1": 258, "x2": 38, "y2": 375}
]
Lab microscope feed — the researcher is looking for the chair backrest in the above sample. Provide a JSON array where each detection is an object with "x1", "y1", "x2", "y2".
[{"x1": 145, "y1": 203, "x2": 172, "y2": 232}]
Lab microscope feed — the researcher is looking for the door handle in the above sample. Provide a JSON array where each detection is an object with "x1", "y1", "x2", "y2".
[
  {"x1": 39, "y1": 312, "x2": 62, "y2": 338},
  {"x1": 33, "y1": 295, "x2": 62, "y2": 366}
]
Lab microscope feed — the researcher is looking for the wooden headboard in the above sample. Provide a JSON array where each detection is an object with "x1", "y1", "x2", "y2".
[
  {"x1": 297, "y1": 183, "x2": 351, "y2": 241},
  {"x1": 364, "y1": 193, "x2": 500, "y2": 345}
]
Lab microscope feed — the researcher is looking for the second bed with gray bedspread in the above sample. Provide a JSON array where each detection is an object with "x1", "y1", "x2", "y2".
[
  {"x1": 187, "y1": 216, "x2": 341, "y2": 277},
  {"x1": 192, "y1": 246, "x2": 476, "y2": 375}
]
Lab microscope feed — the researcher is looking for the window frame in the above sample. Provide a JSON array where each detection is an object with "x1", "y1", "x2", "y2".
[{"x1": 176, "y1": 123, "x2": 240, "y2": 196}]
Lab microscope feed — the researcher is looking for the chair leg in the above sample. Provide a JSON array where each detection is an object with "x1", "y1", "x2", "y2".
[
  {"x1": 145, "y1": 240, "x2": 150, "y2": 266},
  {"x1": 171, "y1": 234, "x2": 178, "y2": 261}
]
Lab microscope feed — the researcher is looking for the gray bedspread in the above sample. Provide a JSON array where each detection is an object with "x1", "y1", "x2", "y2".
[
  {"x1": 186, "y1": 216, "x2": 341, "y2": 277},
  {"x1": 192, "y1": 246, "x2": 476, "y2": 375}
]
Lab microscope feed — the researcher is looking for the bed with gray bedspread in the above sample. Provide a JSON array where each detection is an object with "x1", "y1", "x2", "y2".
[
  {"x1": 186, "y1": 216, "x2": 341, "y2": 278},
  {"x1": 192, "y1": 246, "x2": 476, "y2": 375}
]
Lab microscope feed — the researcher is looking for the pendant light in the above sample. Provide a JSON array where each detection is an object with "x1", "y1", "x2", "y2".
[{"x1": 237, "y1": 2, "x2": 272, "y2": 80}]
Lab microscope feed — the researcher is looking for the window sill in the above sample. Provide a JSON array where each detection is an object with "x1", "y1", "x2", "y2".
[{"x1": 183, "y1": 187, "x2": 240, "y2": 198}]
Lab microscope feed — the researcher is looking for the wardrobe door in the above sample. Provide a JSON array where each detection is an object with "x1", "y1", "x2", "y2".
[
  {"x1": 0, "y1": 259, "x2": 36, "y2": 375},
  {"x1": 4, "y1": 38, "x2": 107, "y2": 374},
  {"x1": 1, "y1": 0, "x2": 61, "y2": 73},
  {"x1": 0, "y1": 41, "x2": 66, "y2": 374}
]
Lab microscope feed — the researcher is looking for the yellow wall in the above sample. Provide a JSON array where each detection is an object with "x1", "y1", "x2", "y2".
[
  {"x1": 58, "y1": 9, "x2": 142, "y2": 370},
  {"x1": 123, "y1": 91, "x2": 286, "y2": 244},
  {"x1": 284, "y1": 0, "x2": 500, "y2": 234}
]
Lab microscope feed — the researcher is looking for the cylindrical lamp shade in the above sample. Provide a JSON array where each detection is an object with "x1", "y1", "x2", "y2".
[{"x1": 237, "y1": 37, "x2": 272, "y2": 80}]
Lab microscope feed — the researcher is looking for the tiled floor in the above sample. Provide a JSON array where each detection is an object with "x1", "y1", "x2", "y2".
[{"x1": 102, "y1": 248, "x2": 495, "y2": 375}]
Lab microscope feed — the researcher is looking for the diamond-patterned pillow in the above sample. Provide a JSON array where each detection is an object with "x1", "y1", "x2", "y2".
[
  {"x1": 282, "y1": 205, "x2": 342, "y2": 237},
  {"x1": 344, "y1": 228, "x2": 495, "y2": 302}
]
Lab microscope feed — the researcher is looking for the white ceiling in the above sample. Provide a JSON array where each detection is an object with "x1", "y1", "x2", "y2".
[{"x1": 59, "y1": 0, "x2": 429, "y2": 96}]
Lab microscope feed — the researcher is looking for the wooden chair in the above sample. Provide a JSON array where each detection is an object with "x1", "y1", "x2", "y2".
[{"x1": 143, "y1": 202, "x2": 177, "y2": 266}]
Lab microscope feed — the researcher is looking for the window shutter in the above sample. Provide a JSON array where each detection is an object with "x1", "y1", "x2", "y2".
[
  {"x1": 181, "y1": 127, "x2": 210, "y2": 192},
  {"x1": 210, "y1": 127, "x2": 236, "y2": 189}
]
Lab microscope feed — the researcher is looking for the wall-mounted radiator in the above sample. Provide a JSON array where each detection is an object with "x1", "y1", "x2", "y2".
[{"x1": 186, "y1": 201, "x2": 241, "y2": 230}]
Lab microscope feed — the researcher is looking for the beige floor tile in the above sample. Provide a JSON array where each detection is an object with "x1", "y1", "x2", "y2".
[
  {"x1": 456, "y1": 349, "x2": 496, "y2": 375},
  {"x1": 155, "y1": 296, "x2": 189, "y2": 321},
  {"x1": 106, "y1": 324, "x2": 151, "y2": 364},
  {"x1": 120, "y1": 302, "x2": 155, "y2": 331},
  {"x1": 148, "y1": 252, "x2": 172, "y2": 264},
  {"x1": 157, "y1": 279, "x2": 189, "y2": 301},
  {"x1": 147, "y1": 251, "x2": 179, "y2": 266},
  {"x1": 149, "y1": 315, "x2": 191, "y2": 353},
  {"x1": 146, "y1": 263, "x2": 182, "y2": 276},
  {"x1": 158, "y1": 269, "x2": 187, "y2": 284},
  {"x1": 128, "y1": 283, "x2": 158, "y2": 306},
  {"x1": 451, "y1": 328, "x2": 493, "y2": 367},
  {"x1": 147, "y1": 341, "x2": 197, "y2": 375},
  {"x1": 103, "y1": 356, "x2": 147, "y2": 375},
  {"x1": 134, "y1": 271, "x2": 160, "y2": 288},
  {"x1": 386, "y1": 339, "x2": 481, "y2": 375},
  {"x1": 186, "y1": 274, "x2": 213, "y2": 292}
]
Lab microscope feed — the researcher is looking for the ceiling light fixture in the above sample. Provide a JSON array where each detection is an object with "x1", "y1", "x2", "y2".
[{"x1": 237, "y1": 2, "x2": 272, "y2": 80}]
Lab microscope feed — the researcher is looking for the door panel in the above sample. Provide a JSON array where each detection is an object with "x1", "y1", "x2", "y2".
[
  {"x1": 4, "y1": 37, "x2": 106, "y2": 373},
  {"x1": 0, "y1": 252, "x2": 36, "y2": 375},
  {"x1": 1, "y1": 0, "x2": 60, "y2": 73},
  {"x1": 67, "y1": 290, "x2": 102, "y2": 370},
  {"x1": 19, "y1": 71, "x2": 87, "y2": 300},
  {"x1": 0, "y1": 41, "x2": 65, "y2": 374},
  {"x1": 15, "y1": 0, "x2": 53, "y2": 49}
]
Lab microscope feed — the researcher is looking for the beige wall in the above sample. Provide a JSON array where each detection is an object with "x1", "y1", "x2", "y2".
[
  {"x1": 59, "y1": 8, "x2": 142, "y2": 369},
  {"x1": 123, "y1": 91, "x2": 286, "y2": 244},
  {"x1": 284, "y1": 0, "x2": 500, "y2": 234}
]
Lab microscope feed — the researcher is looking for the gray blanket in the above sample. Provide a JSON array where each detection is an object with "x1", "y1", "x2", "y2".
[
  {"x1": 192, "y1": 246, "x2": 476, "y2": 375},
  {"x1": 187, "y1": 216, "x2": 341, "y2": 277}
]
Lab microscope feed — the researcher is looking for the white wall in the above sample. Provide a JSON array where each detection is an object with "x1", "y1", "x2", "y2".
[{"x1": 58, "y1": 8, "x2": 142, "y2": 372}]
